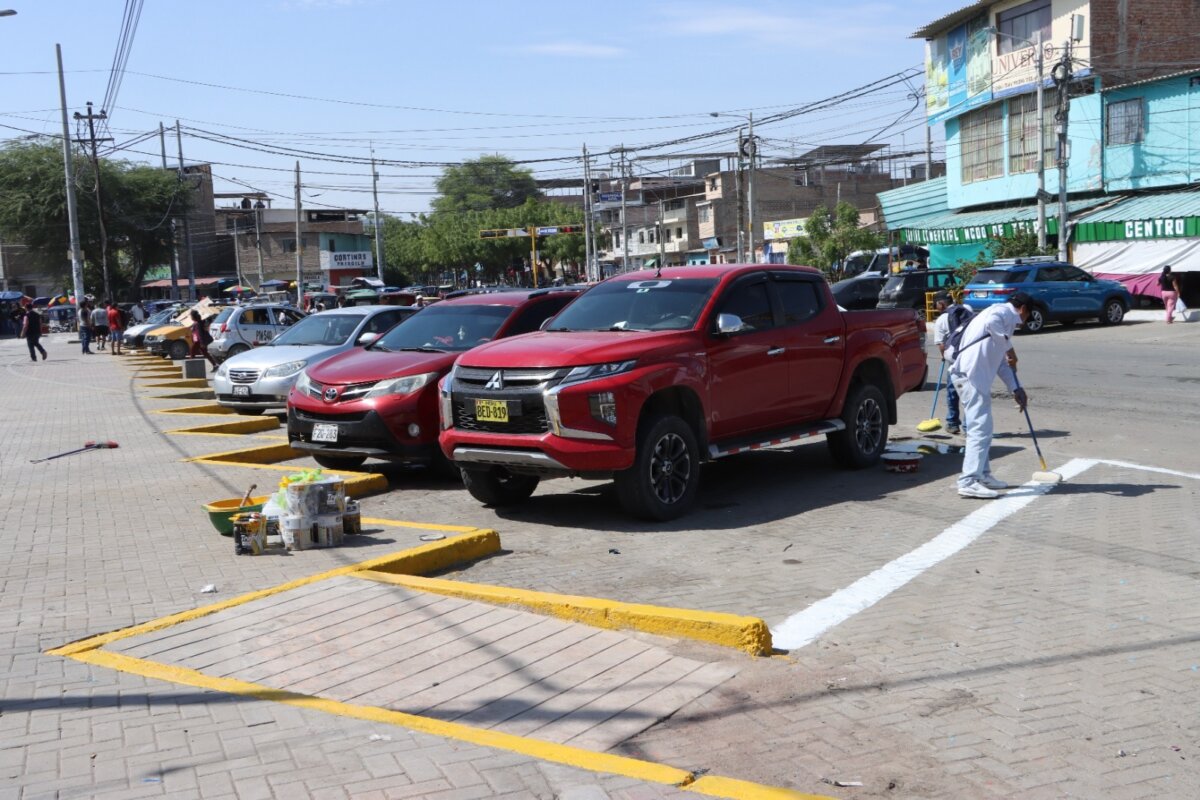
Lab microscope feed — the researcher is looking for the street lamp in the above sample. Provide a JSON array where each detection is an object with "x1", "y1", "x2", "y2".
[
  {"x1": 986, "y1": 27, "x2": 1050, "y2": 251},
  {"x1": 711, "y1": 111, "x2": 756, "y2": 263}
]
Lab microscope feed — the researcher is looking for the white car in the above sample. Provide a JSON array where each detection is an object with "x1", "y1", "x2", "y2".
[
  {"x1": 212, "y1": 305, "x2": 416, "y2": 414},
  {"x1": 123, "y1": 306, "x2": 184, "y2": 349}
]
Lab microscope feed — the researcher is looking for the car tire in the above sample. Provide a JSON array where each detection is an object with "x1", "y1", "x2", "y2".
[
  {"x1": 827, "y1": 382, "x2": 889, "y2": 469},
  {"x1": 168, "y1": 340, "x2": 189, "y2": 361},
  {"x1": 614, "y1": 413, "x2": 700, "y2": 521},
  {"x1": 311, "y1": 453, "x2": 367, "y2": 470},
  {"x1": 461, "y1": 467, "x2": 539, "y2": 507},
  {"x1": 227, "y1": 344, "x2": 250, "y2": 358},
  {"x1": 430, "y1": 447, "x2": 463, "y2": 480},
  {"x1": 1022, "y1": 305, "x2": 1047, "y2": 334},
  {"x1": 1100, "y1": 298, "x2": 1125, "y2": 326}
]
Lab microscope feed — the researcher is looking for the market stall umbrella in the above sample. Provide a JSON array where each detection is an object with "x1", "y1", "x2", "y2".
[{"x1": 223, "y1": 285, "x2": 256, "y2": 294}]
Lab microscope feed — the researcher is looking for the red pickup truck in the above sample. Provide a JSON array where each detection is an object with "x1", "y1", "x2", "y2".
[{"x1": 439, "y1": 265, "x2": 927, "y2": 520}]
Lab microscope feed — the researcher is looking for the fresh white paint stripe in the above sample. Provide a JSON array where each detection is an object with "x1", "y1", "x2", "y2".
[
  {"x1": 770, "y1": 457, "x2": 1097, "y2": 651},
  {"x1": 1098, "y1": 459, "x2": 1200, "y2": 482}
]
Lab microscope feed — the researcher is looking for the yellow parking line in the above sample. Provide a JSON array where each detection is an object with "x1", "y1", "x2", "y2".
[
  {"x1": 142, "y1": 379, "x2": 209, "y2": 389},
  {"x1": 354, "y1": 571, "x2": 772, "y2": 656},
  {"x1": 153, "y1": 404, "x2": 236, "y2": 416},
  {"x1": 184, "y1": 442, "x2": 301, "y2": 464},
  {"x1": 165, "y1": 418, "x2": 280, "y2": 436}
]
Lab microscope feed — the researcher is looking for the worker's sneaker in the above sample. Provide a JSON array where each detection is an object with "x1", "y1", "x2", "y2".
[
  {"x1": 946, "y1": 425, "x2": 961, "y2": 435},
  {"x1": 958, "y1": 481, "x2": 1000, "y2": 499},
  {"x1": 979, "y1": 476, "x2": 1009, "y2": 490}
]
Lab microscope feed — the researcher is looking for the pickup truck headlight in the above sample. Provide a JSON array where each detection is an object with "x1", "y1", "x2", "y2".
[
  {"x1": 561, "y1": 360, "x2": 636, "y2": 386},
  {"x1": 263, "y1": 360, "x2": 307, "y2": 379},
  {"x1": 364, "y1": 371, "x2": 438, "y2": 398}
]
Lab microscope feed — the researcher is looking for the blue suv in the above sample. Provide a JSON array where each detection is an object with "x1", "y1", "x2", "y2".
[{"x1": 963, "y1": 258, "x2": 1132, "y2": 333}]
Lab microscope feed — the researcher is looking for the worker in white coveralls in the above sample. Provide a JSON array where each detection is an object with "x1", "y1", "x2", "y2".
[{"x1": 947, "y1": 291, "x2": 1032, "y2": 499}]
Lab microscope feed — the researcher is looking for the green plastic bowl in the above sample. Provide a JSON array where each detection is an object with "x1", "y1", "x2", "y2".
[{"x1": 203, "y1": 496, "x2": 267, "y2": 536}]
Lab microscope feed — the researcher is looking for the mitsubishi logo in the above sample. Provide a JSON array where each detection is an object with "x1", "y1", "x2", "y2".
[
  {"x1": 323, "y1": 387, "x2": 339, "y2": 402},
  {"x1": 484, "y1": 371, "x2": 504, "y2": 391}
]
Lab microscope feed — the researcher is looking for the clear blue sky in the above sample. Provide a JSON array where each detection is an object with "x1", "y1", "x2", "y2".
[{"x1": 1, "y1": 0, "x2": 950, "y2": 216}]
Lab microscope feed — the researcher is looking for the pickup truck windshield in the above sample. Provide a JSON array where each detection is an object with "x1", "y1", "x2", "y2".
[
  {"x1": 372, "y1": 304, "x2": 510, "y2": 352},
  {"x1": 547, "y1": 278, "x2": 718, "y2": 332}
]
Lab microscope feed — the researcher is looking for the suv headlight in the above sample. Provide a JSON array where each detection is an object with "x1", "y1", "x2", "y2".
[
  {"x1": 295, "y1": 369, "x2": 315, "y2": 396},
  {"x1": 263, "y1": 360, "x2": 307, "y2": 379},
  {"x1": 561, "y1": 360, "x2": 636, "y2": 386},
  {"x1": 364, "y1": 371, "x2": 438, "y2": 398}
]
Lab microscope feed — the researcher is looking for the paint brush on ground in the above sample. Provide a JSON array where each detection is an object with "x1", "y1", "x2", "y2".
[{"x1": 916, "y1": 361, "x2": 945, "y2": 433}]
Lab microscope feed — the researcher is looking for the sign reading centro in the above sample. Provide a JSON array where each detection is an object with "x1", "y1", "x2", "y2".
[{"x1": 1125, "y1": 218, "x2": 1186, "y2": 239}]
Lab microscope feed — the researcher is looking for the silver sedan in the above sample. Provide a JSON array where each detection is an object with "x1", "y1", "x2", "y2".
[{"x1": 212, "y1": 305, "x2": 416, "y2": 414}]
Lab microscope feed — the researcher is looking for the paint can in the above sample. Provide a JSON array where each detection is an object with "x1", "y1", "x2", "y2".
[
  {"x1": 231, "y1": 512, "x2": 264, "y2": 556},
  {"x1": 342, "y1": 501, "x2": 361, "y2": 536}
]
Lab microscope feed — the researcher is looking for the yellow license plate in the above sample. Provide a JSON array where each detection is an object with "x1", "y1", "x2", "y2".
[{"x1": 474, "y1": 399, "x2": 509, "y2": 423}]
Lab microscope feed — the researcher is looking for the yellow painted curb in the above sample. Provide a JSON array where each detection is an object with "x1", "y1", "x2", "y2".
[
  {"x1": 142, "y1": 378, "x2": 209, "y2": 389},
  {"x1": 47, "y1": 529, "x2": 500, "y2": 657},
  {"x1": 185, "y1": 442, "x2": 301, "y2": 464},
  {"x1": 166, "y1": 418, "x2": 280, "y2": 436},
  {"x1": 360, "y1": 516, "x2": 478, "y2": 533},
  {"x1": 149, "y1": 391, "x2": 215, "y2": 400},
  {"x1": 355, "y1": 572, "x2": 772, "y2": 656},
  {"x1": 687, "y1": 776, "x2": 834, "y2": 799},
  {"x1": 153, "y1": 403, "x2": 237, "y2": 416}
]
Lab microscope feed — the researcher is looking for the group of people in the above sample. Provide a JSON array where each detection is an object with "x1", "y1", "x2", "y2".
[{"x1": 78, "y1": 300, "x2": 139, "y2": 355}]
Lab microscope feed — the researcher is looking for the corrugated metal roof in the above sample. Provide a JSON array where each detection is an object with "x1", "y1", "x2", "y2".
[
  {"x1": 878, "y1": 177, "x2": 949, "y2": 229},
  {"x1": 1104, "y1": 69, "x2": 1200, "y2": 92},
  {"x1": 911, "y1": 0, "x2": 990, "y2": 39},
  {"x1": 1074, "y1": 188, "x2": 1200, "y2": 223},
  {"x1": 904, "y1": 197, "x2": 1107, "y2": 231}
]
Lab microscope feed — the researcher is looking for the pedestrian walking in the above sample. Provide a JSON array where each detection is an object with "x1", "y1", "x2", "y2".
[
  {"x1": 79, "y1": 301, "x2": 94, "y2": 354},
  {"x1": 106, "y1": 300, "x2": 125, "y2": 355},
  {"x1": 1160, "y1": 265, "x2": 1182, "y2": 323},
  {"x1": 19, "y1": 306, "x2": 48, "y2": 362},
  {"x1": 932, "y1": 291, "x2": 971, "y2": 435},
  {"x1": 948, "y1": 292, "x2": 1033, "y2": 499},
  {"x1": 130, "y1": 301, "x2": 146, "y2": 324},
  {"x1": 188, "y1": 309, "x2": 218, "y2": 367},
  {"x1": 90, "y1": 303, "x2": 109, "y2": 350}
]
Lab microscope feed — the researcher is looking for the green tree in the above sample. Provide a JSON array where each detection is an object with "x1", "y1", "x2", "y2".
[
  {"x1": 0, "y1": 140, "x2": 190, "y2": 298},
  {"x1": 432, "y1": 155, "x2": 542, "y2": 214},
  {"x1": 786, "y1": 202, "x2": 882, "y2": 277},
  {"x1": 951, "y1": 228, "x2": 1052, "y2": 285}
]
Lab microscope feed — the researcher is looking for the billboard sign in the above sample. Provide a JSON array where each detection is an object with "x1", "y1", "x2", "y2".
[
  {"x1": 762, "y1": 218, "x2": 808, "y2": 240},
  {"x1": 926, "y1": 15, "x2": 992, "y2": 124},
  {"x1": 319, "y1": 251, "x2": 373, "y2": 271}
]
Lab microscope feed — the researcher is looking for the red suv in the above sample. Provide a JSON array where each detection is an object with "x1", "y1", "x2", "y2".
[{"x1": 287, "y1": 288, "x2": 581, "y2": 471}]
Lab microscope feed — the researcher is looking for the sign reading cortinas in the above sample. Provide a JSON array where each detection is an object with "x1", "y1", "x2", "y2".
[{"x1": 319, "y1": 251, "x2": 374, "y2": 271}]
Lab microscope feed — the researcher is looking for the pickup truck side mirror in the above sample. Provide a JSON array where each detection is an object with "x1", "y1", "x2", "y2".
[
  {"x1": 715, "y1": 313, "x2": 749, "y2": 335},
  {"x1": 356, "y1": 332, "x2": 379, "y2": 346}
]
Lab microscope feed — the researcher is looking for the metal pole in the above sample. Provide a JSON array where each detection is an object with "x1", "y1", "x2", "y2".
[
  {"x1": 582, "y1": 144, "x2": 593, "y2": 282},
  {"x1": 55, "y1": 44, "x2": 86, "y2": 308},
  {"x1": 529, "y1": 226, "x2": 539, "y2": 288},
  {"x1": 254, "y1": 206, "x2": 264, "y2": 287},
  {"x1": 294, "y1": 161, "x2": 303, "y2": 306},
  {"x1": 620, "y1": 146, "x2": 629, "y2": 272},
  {"x1": 160, "y1": 122, "x2": 179, "y2": 302},
  {"x1": 747, "y1": 112, "x2": 756, "y2": 263},
  {"x1": 734, "y1": 137, "x2": 744, "y2": 262},
  {"x1": 232, "y1": 223, "x2": 242, "y2": 289},
  {"x1": 1035, "y1": 30, "x2": 1047, "y2": 250},
  {"x1": 78, "y1": 102, "x2": 111, "y2": 299},
  {"x1": 925, "y1": 124, "x2": 933, "y2": 181},
  {"x1": 175, "y1": 120, "x2": 195, "y2": 300},
  {"x1": 0, "y1": 235, "x2": 8, "y2": 291},
  {"x1": 370, "y1": 148, "x2": 384, "y2": 282},
  {"x1": 658, "y1": 197, "x2": 665, "y2": 268}
]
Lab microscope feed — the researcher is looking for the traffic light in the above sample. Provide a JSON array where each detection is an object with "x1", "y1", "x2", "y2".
[
  {"x1": 557, "y1": 225, "x2": 583, "y2": 234},
  {"x1": 479, "y1": 229, "x2": 506, "y2": 239}
]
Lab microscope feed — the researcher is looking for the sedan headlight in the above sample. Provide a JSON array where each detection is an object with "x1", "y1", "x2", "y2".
[
  {"x1": 364, "y1": 371, "x2": 439, "y2": 398},
  {"x1": 215, "y1": 362, "x2": 228, "y2": 377},
  {"x1": 561, "y1": 360, "x2": 636, "y2": 386},
  {"x1": 263, "y1": 360, "x2": 308, "y2": 379}
]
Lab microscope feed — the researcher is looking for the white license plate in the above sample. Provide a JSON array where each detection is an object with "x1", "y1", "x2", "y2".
[
  {"x1": 232, "y1": 385, "x2": 250, "y2": 397},
  {"x1": 312, "y1": 424, "x2": 339, "y2": 443},
  {"x1": 973, "y1": 291, "x2": 988, "y2": 298}
]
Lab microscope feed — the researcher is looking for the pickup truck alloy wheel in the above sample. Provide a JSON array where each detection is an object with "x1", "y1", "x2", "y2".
[
  {"x1": 462, "y1": 467, "x2": 539, "y2": 507},
  {"x1": 1101, "y1": 298, "x2": 1125, "y2": 325},
  {"x1": 616, "y1": 414, "x2": 699, "y2": 521},
  {"x1": 828, "y1": 382, "x2": 889, "y2": 469}
]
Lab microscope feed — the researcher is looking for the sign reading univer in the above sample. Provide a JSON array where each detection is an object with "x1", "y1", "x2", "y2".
[{"x1": 319, "y1": 251, "x2": 373, "y2": 271}]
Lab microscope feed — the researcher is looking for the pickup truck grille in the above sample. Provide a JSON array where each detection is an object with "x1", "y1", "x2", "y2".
[{"x1": 449, "y1": 367, "x2": 569, "y2": 434}]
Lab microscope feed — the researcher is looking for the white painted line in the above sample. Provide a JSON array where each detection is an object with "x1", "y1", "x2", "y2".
[
  {"x1": 770, "y1": 457, "x2": 1097, "y2": 651},
  {"x1": 1097, "y1": 459, "x2": 1200, "y2": 482}
]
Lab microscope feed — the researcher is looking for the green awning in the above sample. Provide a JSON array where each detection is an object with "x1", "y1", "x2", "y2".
[
  {"x1": 1073, "y1": 189, "x2": 1200, "y2": 243},
  {"x1": 894, "y1": 198, "x2": 1110, "y2": 245}
]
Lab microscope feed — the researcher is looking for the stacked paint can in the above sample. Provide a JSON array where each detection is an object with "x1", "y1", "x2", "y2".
[
  {"x1": 343, "y1": 500, "x2": 362, "y2": 536},
  {"x1": 231, "y1": 512, "x2": 266, "y2": 556}
]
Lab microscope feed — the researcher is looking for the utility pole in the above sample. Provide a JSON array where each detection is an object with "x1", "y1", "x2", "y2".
[
  {"x1": 1054, "y1": 34, "x2": 1073, "y2": 262},
  {"x1": 1034, "y1": 30, "x2": 1047, "y2": 251},
  {"x1": 254, "y1": 205, "x2": 265, "y2": 287},
  {"x1": 733, "y1": 144, "x2": 745, "y2": 262},
  {"x1": 657, "y1": 197, "x2": 666, "y2": 269},
  {"x1": 74, "y1": 102, "x2": 113, "y2": 298},
  {"x1": 619, "y1": 146, "x2": 629, "y2": 272},
  {"x1": 0, "y1": 235, "x2": 8, "y2": 291},
  {"x1": 582, "y1": 144, "x2": 593, "y2": 282},
  {"x1": 294, "y1": 161, "x2": 303, "y2": 307},
  {"x1": 746, "y1": 111, "x2": 756, "y2": 263},
  {"x1": 175, "y1": 121, "x2": 196, "y2": 300},
  {"x1": 160, "y1": 122, "x2": 180, "y2": 301},
  {"x1": 370, "y1": 147, "x2": 384, "y2": 282},
  {"x1": 231, "y1": 220, "x2": 243, "y2": 288},
  {"x1": 925, "y1": 124, "x2": 933, "y2": 182},
  {"x1": 55, "y1": 44, "x2": 86, "y2": 308}
]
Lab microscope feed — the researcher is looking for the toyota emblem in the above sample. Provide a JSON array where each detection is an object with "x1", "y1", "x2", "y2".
[{"x1": 323, "y1": 387, "x2": 339, "y2": 402}]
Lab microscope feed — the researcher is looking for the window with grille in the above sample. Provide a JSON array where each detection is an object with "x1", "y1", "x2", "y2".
[
  {"x1": 1106, "y1": 98, "x2": 1144, "y2": 145},
  {"x1": 997, "y1": 0, "x2": 1050, "y2": 55},
  {"x1": 1008, "y1": 89, "x2": 1057, "y2": 173},
  {"x1": 960, "y1": 104, "x2": 1005, "y2": 183}
]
